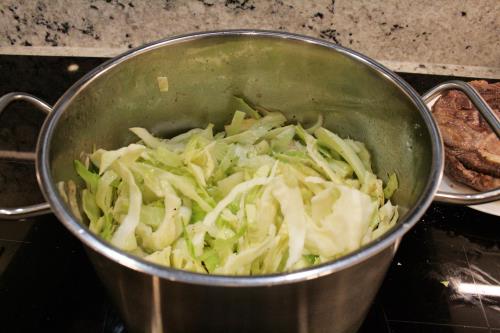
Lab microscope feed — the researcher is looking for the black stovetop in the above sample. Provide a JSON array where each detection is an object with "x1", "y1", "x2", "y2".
[{"x1": 0, "y1": 55, "x2": 499, "y2": 333}]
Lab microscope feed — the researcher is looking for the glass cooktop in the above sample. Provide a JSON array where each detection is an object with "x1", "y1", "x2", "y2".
[{"x1": 0, "y1": 55, "x2": 499, "y2": 333}]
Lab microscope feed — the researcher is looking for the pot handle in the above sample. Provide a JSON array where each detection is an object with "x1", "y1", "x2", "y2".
[
  {"x1": 0, "y1": 92, "x2": 53, "y2": 219},
  {"x1": 422, "y1": 80, "x2": 500, "y2": 205}
]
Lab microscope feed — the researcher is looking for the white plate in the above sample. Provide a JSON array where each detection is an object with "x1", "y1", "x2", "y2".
[{"x1": 426, "y1": 97, "x2": 500, "y2": 216}]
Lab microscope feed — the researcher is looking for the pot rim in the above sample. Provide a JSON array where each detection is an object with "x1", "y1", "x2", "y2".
[{"x1": 37, "y1": 29, "x2": 444, "y2": 287}]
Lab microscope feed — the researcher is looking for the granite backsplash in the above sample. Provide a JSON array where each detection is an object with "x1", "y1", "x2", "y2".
[{"x1": 0, "y1": 0, "x2": 498, "y2": 78}]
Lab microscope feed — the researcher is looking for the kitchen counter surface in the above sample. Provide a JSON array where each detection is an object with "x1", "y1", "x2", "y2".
[{"x1": 0, "y1": 0, "x2": 499, "y2": 79}]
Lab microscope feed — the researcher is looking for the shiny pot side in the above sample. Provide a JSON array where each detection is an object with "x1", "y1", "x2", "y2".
[
  {"x1": 87, "y1": 242, "x2": 397, "y2": 333},
  {"x1": 35, "y1": 31, "x2": 442, "y2": 332}
]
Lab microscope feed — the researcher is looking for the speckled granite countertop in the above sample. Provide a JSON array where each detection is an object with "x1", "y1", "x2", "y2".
[{"x1": 0, "y1": 0, "x2": 499, "y2": 78}]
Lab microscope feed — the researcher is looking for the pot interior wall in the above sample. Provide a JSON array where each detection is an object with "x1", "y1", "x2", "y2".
[{"x1": 49, "y1": 34, "x2": 432, "y2": 218}]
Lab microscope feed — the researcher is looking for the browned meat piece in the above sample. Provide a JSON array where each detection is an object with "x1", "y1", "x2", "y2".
[
  {"x1": 432, "y1": 80, "x2": 500, "y2": 191},
  {"x1": 445, "y1": 150, "x2": 500, "y2": 191}
]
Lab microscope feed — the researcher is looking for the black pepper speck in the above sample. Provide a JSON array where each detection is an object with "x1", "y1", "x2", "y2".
[
  {"x1": 313, "y1": 12, "x2": 324, "y2": 19},
  {"x1": 163, "y1": 0, "x2": 174, "y2": 10},
  {"x1": 7, "y1": 35, "x2": 16, "y2": 45},
  {"x1": 320, "y1": 29, "x2": 340, "y2": 44},
  {"x1": 44, "y1": 32, "x2": 59, "y2": 46},
  {"x1": 60, "y1": 22, "x2": 70, "y2": 34},
  {"x1": 225, "y1": 0, "x2": 255, "y2": 10},
  {"x1": 391, "y1": 24, "x2": 403, "y2": 32},
  {"x1": 327, "y1": 0, "x2": 335, "y2": 14},
  {"x1": 198, "y1": 0, "x2": 215, "y2": 6}
]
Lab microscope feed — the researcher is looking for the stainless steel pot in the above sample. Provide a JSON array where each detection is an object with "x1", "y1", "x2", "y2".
[{"x1": 1, "y1": 31, "x2": 499, "y2": 333}]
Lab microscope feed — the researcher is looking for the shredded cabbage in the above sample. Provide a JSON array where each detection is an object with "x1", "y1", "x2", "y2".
[{"x1": 73, "y1": 103, "x2": 399, "y2": 275}]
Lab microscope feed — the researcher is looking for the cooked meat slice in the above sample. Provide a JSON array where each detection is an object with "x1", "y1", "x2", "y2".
[
  {"x1": 454, "y1": 140, "x2": 500, "y2": 178},
  {"x1": 432, "y1": 80, "x2": 500, "y2": 191},
  {"x1": 445, "y1": 151, "x2": 500, "y2": 191}
]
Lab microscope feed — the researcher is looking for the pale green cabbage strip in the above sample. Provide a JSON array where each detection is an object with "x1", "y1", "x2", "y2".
[{"x1": 74, "y1": 104, "x2": 399, "y2": 275}]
